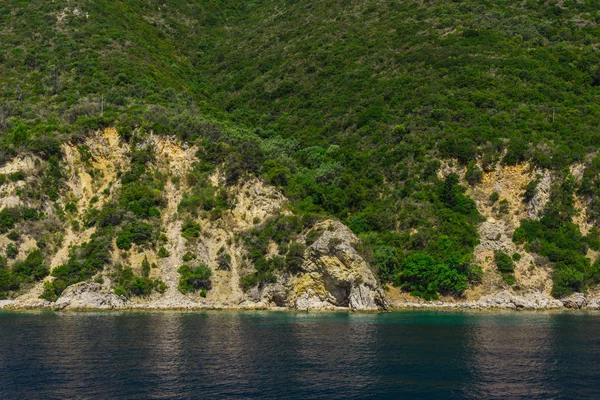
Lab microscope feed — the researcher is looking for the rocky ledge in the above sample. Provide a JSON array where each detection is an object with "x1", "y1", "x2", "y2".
[
  {"x1": 3, "y1": 288, "x2": 600, "y2": 312},
  {"x1": 390, "y1": 291, "x2": 600, "y2": 310}
]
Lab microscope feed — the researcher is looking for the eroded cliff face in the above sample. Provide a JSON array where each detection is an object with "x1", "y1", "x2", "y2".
[
  {"x1": 401, "y1": 159, "x2": 600, "y2": 310},
  {"x1": 0, "y1": 128, "x2": 385, "y2": 311},
  {"x1": 3, "y1": 130, "x2": 600, "y2": 311}
]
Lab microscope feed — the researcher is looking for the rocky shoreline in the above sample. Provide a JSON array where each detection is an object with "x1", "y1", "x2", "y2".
[{"x1": 2, "y1": 290, "x2": 600, "y2": 312}]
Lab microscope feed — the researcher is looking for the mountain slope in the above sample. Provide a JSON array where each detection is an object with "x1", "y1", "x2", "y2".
[{"x1": 2, "y1": 0, "x2": 600, "y2": 306}]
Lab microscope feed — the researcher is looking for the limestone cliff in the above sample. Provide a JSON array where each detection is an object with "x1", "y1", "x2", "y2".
[
  {"x1": 0, "y1": 128, "x2": 385, "y2": 311},
  {"x1": 2, "y1": 130, "x2": 600, "y2": 311}
]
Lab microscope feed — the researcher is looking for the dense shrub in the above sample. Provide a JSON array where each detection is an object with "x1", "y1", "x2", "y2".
[
  {"x1": 393, "y1": 252, "x2": 471, "y2": 300},
  {"x1": 12, "y1": 250, "x2": 49, "y2": 281},
  {"x1": 181, "y1": 219, "x2": 201, "y2": 240},
  {"x1": 6, "y1": 0, "x2": 600, "y2": 301},
  {"x1": 41, "y1": 231, "x2": 112, "y2": 301},
  {"x1": 116, "y1": 222, "x2": 154, "y2": 250},
  {"x1": 113, "y1": 265, "x2": 166, "y2": 298},
  {"x1": 178, "y1": 264, "x2": 212, "y2": 294}
]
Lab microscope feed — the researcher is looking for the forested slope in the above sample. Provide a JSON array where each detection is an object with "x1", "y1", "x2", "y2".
[{"x1": 2, "y1": 0, "x2": 600, "y2": 303}]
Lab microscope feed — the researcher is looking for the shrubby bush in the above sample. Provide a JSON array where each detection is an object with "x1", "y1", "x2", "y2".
[
  {"x1": 116, "y1": 221, "x2": 154, "y2": 250},
  {"x1": 41, "y1": 229, "x2": 112, "y2": 301},
  {"x1": 393, "y1": 252, "x2": 471, "y2": 300},
  {"x1": 181, "y1": 219, "x2": 201, "y2": 240},
  {"x1": 178, "y1": 264, "x2": 212, "y2": 294},
  {"x1": 113, "y1": 265, "x2": 166, "y2": 298}
]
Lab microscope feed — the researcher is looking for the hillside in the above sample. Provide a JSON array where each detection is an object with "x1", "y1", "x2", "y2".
[{"x1": 2, "y1": 0, "x2": 600, "y2": 309}]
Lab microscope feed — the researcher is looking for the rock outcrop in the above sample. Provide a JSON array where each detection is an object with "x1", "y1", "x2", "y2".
[
  {"x1": 54, "y1": 282, "x2": 126, "y2": 310},
  {"x1": 3, "y1": 132, "x2": 600, "y2": 312}
]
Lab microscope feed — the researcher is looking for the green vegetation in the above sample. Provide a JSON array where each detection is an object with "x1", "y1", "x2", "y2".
[
  {"x1": 514, "y1": 176, "x2": 600, "y2": 297},
  {"x1": 113, "y1": 264, "x2": 166, "y2": 298},
  {"x1": 0, "y1": 207, "x2": 40, "y2": 234},
  {"x1": 240, "y1": 214, "x2": 310, "y2": 290},
  {"x1": 178, "y1": 264, "x2": 212, "y2": 295},
  {"x1": 3, "y1": 0, "x2": 600, "y2": 299},
  {"x1": 0, "y1": 250, "x2": 48, "y2": 298},
  {"x1": 181, "y1": 219, "x2": 201, "y2": 240},
  {"x1": 157, "y1": 247, "x2": 170, "y2": 258},
  {"x1": 41, "y1": 229, "x2": 112, "y2": 301},
  {"x1": 178, "y1": 162, "x2": 230, "y2": 219},
  {"x1": 494, "y1": 250, "x2": 516, "y2": 285},
  {"x1": 116, "y1": 221, "x2": 154, "y2": 250},
  {"x1": 216, "y1": 247, "x2": 231, "y2": 271},
  {"x1": 393, "y1": 252, "x2": 476, "y2": 300}
]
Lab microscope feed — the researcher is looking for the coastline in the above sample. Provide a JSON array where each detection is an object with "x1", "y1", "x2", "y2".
[{"x1": 3, "y1": 292, "x2": 600, "y2": 313}]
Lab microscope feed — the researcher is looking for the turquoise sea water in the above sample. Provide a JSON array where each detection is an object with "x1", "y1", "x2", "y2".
[{"x1": 1, "y1": 310, "x2": 599, "y2": 399}]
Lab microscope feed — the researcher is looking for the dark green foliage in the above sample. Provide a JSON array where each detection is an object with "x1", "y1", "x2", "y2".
[
  {"x1": 9, "y1": 171, "x2": 24, "y2": 182},
  {"x1": 178, "y1": 264, "x2": 212, "y2": 294},
  {"x1": 157, "y1": 247, "x2": 170, "y2": 258},
  {"x1": 304, "y1": 229, "x2": 321, "y2": 246},
  {"x1": 119, "y1": 182, "x2": 163, "y2": 218},
  {"x1": 465, "y1": 162, "x2": 483, "y2": 186},
  {"x1": 41, "y1": 229, "x2": 112, "y2": 301},
  {"x1": 12, "y1": 250, "x2": 49, "y2": 281},
  {"x1": 116, "y1": 221, "x2": 154, "y2": 250},
  {"x1": 5, "y1": 0, "x2": 600, "y2": 300},
  {"x1": 182, "y1": 252, "x2": 197, "y2": 262},
  {"x1": 240, "y1": 215, "x2": 306, "y2": 290},
  {"x1": 7, "y1": 231, "x2": 20, "y2": 241},
  {"x1": 494, "y1": 251, "x2": 516, "y2": 285},
  {"x1": 181, "y1": 219, "x2": 201, "y2": 240},
  {"x1": 0, "y1": 261, "x2": 19, "y2": 298},
  {"x1": 216, "y1": 247, "x2": 231, "y2": 270},
  {"x1": 514, "y1": 177, "x2": 599, "y2": 297},
  {"x1": 141, "y1": 257, "x2": 151, "y2": 278},
  {"x1": 113, "y1": 265, "x2": 164, "y2": 298},
  {"x1": 523, "y1": 179, "x2": 539, "y2": 203},
  {"x1": 0, "y1": 207, "x2": 40, "y2": 234},
  {"x1": 285, "y1": 242, "x2": 306, "y2": 273},
  {"x1": 489, "y1": 192, "x2": 500, "y2": 203},
  {"x1": 6, "y1": 243, "x2": 18, "y2": 259},
  {"x1": 0, "y1": 250, "x2": 47, "y2": 298}
]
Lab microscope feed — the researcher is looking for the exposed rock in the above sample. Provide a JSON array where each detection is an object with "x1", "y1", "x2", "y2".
[
  {"x1": 54, "y1": 282, "x2": 126, "y2": 310},
  {"x1": 0, "y1": 300, "x2": 13, "y2": 309},
  {"x1": 478, "y1": 290, "x2": 563, "y2": 309},
  {"x1": 561, "y1": 292, "x2": 587, "y2": 309},
  {"x1": 289, "y1": 220, "x2": 387, "y2": 311},
  {"x1": 527, "y1": 170, "x2": 551, "y2": 219},
  {"x1": 584, "y1": 297, "x2": 600, "y2": 310}
]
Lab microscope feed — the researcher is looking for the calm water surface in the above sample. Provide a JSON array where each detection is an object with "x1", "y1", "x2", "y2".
[{"x1": 1, "y1": 310, "x2": 599, "y2": 399}]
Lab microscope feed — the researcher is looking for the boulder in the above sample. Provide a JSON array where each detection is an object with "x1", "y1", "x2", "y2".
[
  {"x1": 54, "y1": 282, "x2": 126, "y2": 310},
  {"x1": 561, "y1": 292, "x2": 587, "y2": 309}
]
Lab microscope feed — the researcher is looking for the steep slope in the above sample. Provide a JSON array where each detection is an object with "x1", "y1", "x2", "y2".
[
  {"x1": 0, "y1": 129, "x2": 384, "y2": 310},
  {"x1": 2, "y1": 1, "x2": 600, "y2": 306}
]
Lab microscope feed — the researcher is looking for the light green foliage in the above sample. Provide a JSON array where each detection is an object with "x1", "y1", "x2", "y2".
[{"x1": 393, "y1": 252, "x2": 471, "y2": 300}]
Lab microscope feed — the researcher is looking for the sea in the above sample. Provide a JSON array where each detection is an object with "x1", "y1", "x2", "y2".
[{"x1": 1, "y1": 310, "x2": 599, "y2": 399}]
